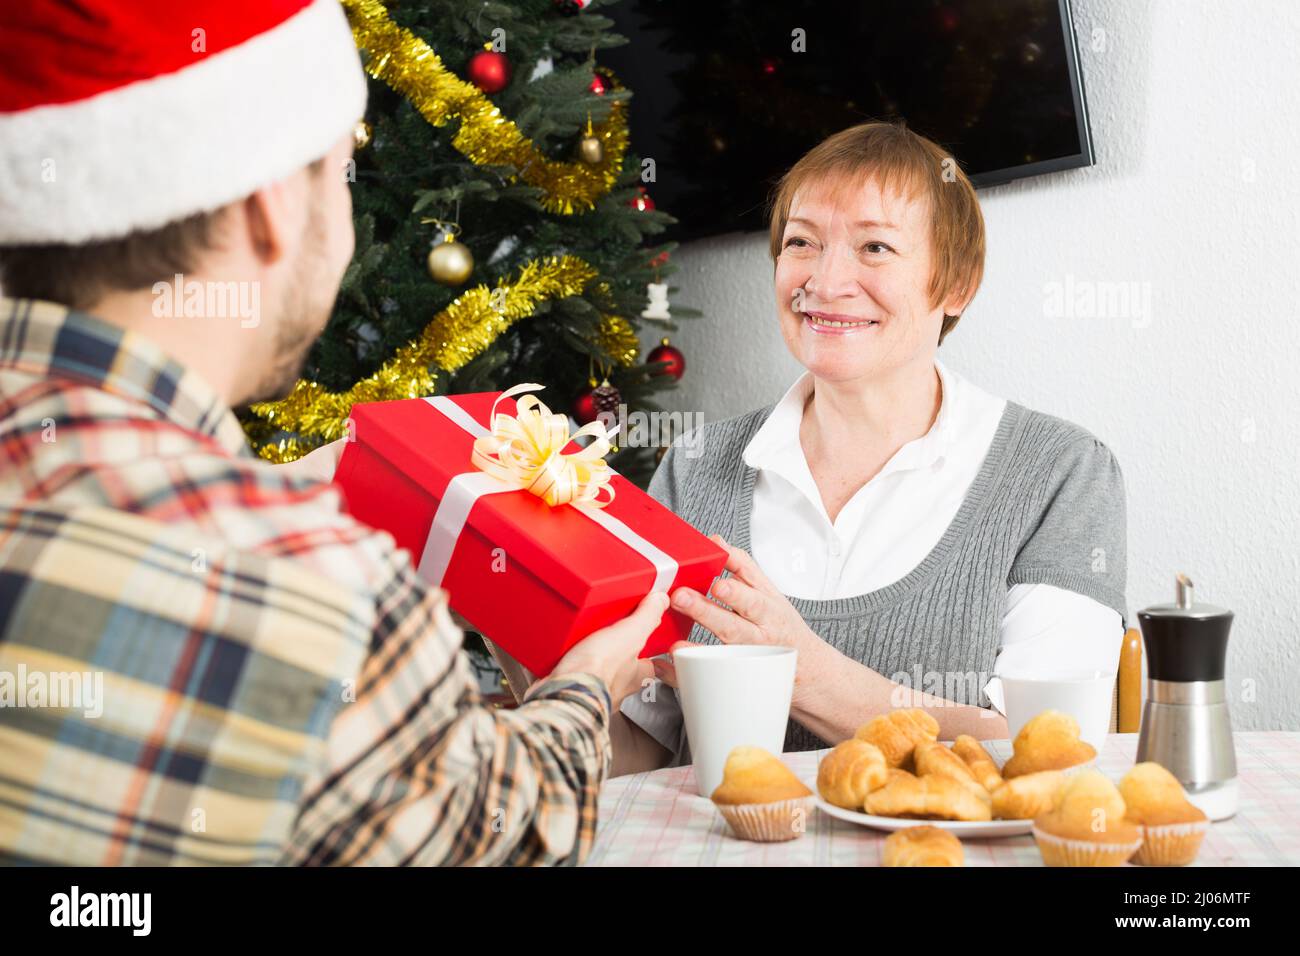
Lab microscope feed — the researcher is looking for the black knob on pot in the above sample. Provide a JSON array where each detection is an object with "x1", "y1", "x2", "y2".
[{"x1": 1137, "y1": 573, "x2": 1232, "y2": 683}]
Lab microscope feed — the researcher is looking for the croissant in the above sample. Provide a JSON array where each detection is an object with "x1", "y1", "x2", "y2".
[
  {"x1": 817, "y1": 740, "x2": 889, "y2": 810},
  {"x1": 865, "y1": 772, "x2": 992, "y2": 822},
  {"x1": 952, "y1": 735, "x2": 1004, "y2": 792},
  {"x1": 883, "y1": 825, "x2": 965, "y2": 867},
  {"x1": 913, "y1": 740, "x2": 990, "y2": 802},
  {"x1": 991, "y1": 770, "x2": 1066, "y2": 820},
  {"x1": 855, "y1": 709, "x2": 940, "y2": 769},
  {"x1": 1002, "y1": 710, "x2": 1097, "y2": 779}
]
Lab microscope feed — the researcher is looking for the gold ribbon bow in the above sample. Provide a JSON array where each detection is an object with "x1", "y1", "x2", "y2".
[{"x1": 471, "y1": 384, "x2": 616, "y2": 508}]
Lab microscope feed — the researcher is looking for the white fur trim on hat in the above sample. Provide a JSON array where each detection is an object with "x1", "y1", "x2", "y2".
[{"x1": 0, "y1": 0, "x2": 367, "y2": 245}]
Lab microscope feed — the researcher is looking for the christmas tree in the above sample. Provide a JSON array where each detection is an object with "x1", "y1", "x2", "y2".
[{"x1": 239, "y1": 0, "x2": 699, "y2": 487}]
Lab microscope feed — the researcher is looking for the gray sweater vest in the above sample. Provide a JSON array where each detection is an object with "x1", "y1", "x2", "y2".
[{"x1": 634, "y1": 398, "x2": 1128, "y2": 756}]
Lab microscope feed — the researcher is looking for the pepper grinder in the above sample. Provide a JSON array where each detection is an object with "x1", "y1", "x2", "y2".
[{"x1": 1136, "y1": 573, "x2": 1237, "y2": 821}]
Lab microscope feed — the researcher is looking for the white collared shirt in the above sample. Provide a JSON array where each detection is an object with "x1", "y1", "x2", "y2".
[{"x1": 742, "y1": 358, "x2": 1122, "y2": 715}]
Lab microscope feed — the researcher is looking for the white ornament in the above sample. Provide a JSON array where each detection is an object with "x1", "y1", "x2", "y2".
[
  {"x1": 529, "y1": 56, "x2": 554, "y2": 81},
  {"x1": 486, "y1": 235, "x2": 518, "y2": 265},
  {"x1": 641, "y1": 282, "x2": 672, "y2": 320}
]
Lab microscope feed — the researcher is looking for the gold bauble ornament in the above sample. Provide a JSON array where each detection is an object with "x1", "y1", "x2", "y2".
[
  {"x1": 353, "y1": 119, "x2": 372, "y2": 149},
  {"x1": 427, "y1": 235, "x2": 474, "y2": 285},
  {"x1": 340, "y1": 0, "x2": 630, "y2": 215},
  {"x1": 578, "y1": 134, "x2": 604, "y2": 165}
]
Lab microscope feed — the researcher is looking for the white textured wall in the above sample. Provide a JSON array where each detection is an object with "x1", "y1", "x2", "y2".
[{"x1": 645, "y1": 0, "x2": 1300, "y2": 729}]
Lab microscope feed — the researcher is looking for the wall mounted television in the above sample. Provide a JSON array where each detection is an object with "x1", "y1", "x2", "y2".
[{"x1": 599, "y1": 0, "x2": 1095, "y2": 240}]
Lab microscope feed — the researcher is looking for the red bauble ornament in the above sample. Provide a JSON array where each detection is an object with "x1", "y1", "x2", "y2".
[
  {"x1": 647, "y1": 338, "x2": 685, "y2": 380},
  {"x1": 573, "y1": 383, "x2": 598, "y2": 424},
  {"x1": 467, "y1": 50, "x2": 512, "y2": 93},
  {"x1": 628, "y1": 187, "x2": 655, "y2": 212},
  {"x1": 589, "y1": 73, "x2": 607, "y2": 95}
]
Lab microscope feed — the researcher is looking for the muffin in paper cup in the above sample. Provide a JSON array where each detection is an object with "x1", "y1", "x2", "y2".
[
  {"x1": 1132, "y1": 819, "x2": 1209, "y2": 866},
  {"x1": 710, "y1": 746, "x2": 816, "y2": 842},
  {"x1": 1119, "y1": 763, "x2": 1211, "y2": 866},
  {"x1": 1029, "y1": 770, "x2": 1143, "y2": 866},
  {"x1": 1032, "y1": 823, "x2": 1143, "y2": 867},
  {"x1": 716, "y1": 796, "x2": 813, "y2": 843}
]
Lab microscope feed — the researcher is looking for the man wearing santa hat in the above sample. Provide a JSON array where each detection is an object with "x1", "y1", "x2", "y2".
[{"x1": 0, "y1": 0, "x2": 670, "y2": 865}]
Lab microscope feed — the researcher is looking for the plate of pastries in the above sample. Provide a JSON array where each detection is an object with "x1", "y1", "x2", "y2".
[
  {"x1": 706, "y1": 708, "x2": 1211, "y2": 865},
  {"x1": 814, "y1": 708, "x2": 1102, "y2": 837}
]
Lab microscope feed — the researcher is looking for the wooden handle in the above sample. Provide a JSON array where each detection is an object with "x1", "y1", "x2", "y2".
[{"x1": 1117, "y1": 628, "x2": 1143, "y2": 733}]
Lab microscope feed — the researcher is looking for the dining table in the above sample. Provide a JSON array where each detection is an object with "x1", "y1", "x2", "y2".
[{"x1": 584, "y1": 732, "x2": 1300, "y2": 866}]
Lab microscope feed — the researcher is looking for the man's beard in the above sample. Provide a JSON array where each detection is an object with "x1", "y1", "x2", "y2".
[
  {"x1": 245, "y1": 214, "x2": 338, "y2": 405},
  {"x1": 254, "y1": 300, "x2": 324, "y2": 402}
]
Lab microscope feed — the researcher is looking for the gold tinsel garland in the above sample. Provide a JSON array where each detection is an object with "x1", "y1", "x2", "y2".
[
  {"x1": 245, "y1": 4, "x2": 647, "y2": 464},
  {"x1": 342, "y1": 0, "x2": 629, "y2": 215},
  {"x1": 596, "y1": 311, "x2": 640, "y2": 368},
  {"x1": 247, "y1": 255, "x2": 642, "y2": 462}
]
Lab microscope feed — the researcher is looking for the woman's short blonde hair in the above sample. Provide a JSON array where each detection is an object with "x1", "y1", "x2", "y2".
[{"x1": 766, "y1": 121, "x2": 985, "y2": 345}]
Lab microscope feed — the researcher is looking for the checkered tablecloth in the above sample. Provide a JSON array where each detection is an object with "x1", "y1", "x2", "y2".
[{"x1": 585, "y1": 732, "x2": 1300, "y2": 866}]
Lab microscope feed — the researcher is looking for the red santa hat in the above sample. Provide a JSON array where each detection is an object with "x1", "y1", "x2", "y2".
[{"x1": 0, "y1": 0, "x2": 367, "y2": 245}]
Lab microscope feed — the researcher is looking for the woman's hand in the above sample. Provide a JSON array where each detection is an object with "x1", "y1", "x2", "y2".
[{"x1": 663, "y1": 535, "x2": 824, "y2": 698}]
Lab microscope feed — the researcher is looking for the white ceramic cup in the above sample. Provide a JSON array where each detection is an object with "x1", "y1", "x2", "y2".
[
  {"x1": 999, "y1": 669, "x2": 1115, "y2": 752},
  {"x1": 673, "y1": 644, "x2": 798, "y2": 798}
]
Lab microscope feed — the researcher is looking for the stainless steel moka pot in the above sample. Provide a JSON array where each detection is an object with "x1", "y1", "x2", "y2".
[{"x1": 1136, "y1": 573, "x2": 1237, "y2": 821}]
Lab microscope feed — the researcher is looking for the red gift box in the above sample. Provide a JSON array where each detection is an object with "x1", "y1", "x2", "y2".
[{"x1": 332, "y1": 389, "x2": 727, "y2": 677}]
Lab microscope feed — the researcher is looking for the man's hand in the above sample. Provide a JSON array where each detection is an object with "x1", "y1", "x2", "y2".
[
  {"x1": 278, "y1": 438, "x2": 348, "y2": 483},
  {"x1": 550, "y1": 591, "x2": 670, "y2": 706}
]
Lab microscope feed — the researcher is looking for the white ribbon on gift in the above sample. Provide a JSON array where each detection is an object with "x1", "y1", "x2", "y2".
[{"x1": 416, "y1": 388, "x2": 679, "y2": 600}]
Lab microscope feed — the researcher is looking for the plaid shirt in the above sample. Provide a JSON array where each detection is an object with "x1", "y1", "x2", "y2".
[{"x1": 0, "y1": 298, "x2": 613, "y2": 866}]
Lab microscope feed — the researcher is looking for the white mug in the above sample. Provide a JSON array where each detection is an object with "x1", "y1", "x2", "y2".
[
  {"x1": 674, "y1": 644, "x2": 798, "y2": 798},
  {"x1": 999, "y1": 670, "x2": 1115, "y2": 752}
]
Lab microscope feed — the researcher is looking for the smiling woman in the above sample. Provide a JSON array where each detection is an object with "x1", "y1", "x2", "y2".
[
  {"x1": 769, "y1": 121, "x2": 985, "y2": 365},
  {"x1": 614, "y1": 121, "x2": 1128, "y2": 773}
]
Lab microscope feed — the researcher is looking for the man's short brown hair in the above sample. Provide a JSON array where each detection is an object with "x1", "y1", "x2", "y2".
[
  {"x1": 0, "y1": 156, "x2": 327, "y2": 310},
  {"x1": 0, "y1": 210, "x2": 227, "y2": 310},
  {"x1": 766, "y1": 121, "x2": 985, "y2": 345}
]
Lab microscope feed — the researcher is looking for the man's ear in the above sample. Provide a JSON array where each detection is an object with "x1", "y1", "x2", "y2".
[{"x1": 242, "y1": 182, "x2": 295, "y2": 267}]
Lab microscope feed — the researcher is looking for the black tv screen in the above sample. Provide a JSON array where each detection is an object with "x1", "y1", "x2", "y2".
[{"x1": 599, "y1": 0, "x2": 1094, "y2": 239}]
